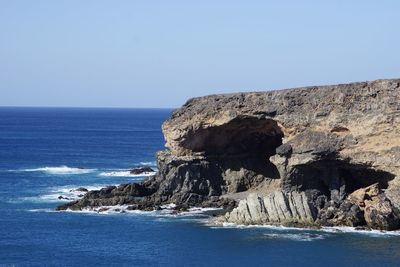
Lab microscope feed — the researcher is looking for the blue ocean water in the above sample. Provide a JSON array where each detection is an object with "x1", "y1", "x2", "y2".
[{"x1": 1, "y1": 107, "x2": 400, "y2": 267}]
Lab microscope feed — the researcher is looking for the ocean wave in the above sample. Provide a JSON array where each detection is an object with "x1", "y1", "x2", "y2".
[
  {"x1": 262, "y1": 233, "x2": 325, "y2": 242},
  {"x1": 210, "y1": 222, "x2": 400, "y2": 237},
  {"x1": 139, "y1": 161, "x2": 157, "y2": 166},
  {"x1": 61, "y1": 205, "x2": 156, "y2": 215},
  {"x1": 98, "y1": 170, "x2": 156, "y2": 177},
  {"x1": 211, "y1": 223, "x2": 313, "y2": 231},
  {"x1": 16, "y1": 166, "x2": 96, "y2": 175},
  {"x1": 162, "y1": 207, "x2": 222, "y2": 217},
  {"x1": 14, "y1": 185, "x2": 107, "y2": 203},
  {"x1": 320, "y1": 226, "x2": 400, "y2": 237},
  {"x1": 58, "y1": 203, "x2": 221, "y2": 218},
  {"x1": 40, "y1": 185, "x2": 108, "y2": 202},
  {"x1": 28, "y1": 208, "x2": 56, "y2": 213}
]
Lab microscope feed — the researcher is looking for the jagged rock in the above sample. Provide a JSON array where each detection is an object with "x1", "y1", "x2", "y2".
[
  {"x1": 347, "y1": 183, "x2": 380, "y2": 207},
  {"x1": 346, "y1": 183, "x2": 400, "y2": 230},
  {"x1": 56, "y1": 183, "x2": 155, "y2": 211},
  {"x1": 318, "y1": 200, "x2": 365, "y2": 227},
  {"x1": 57, "y1": 79, "x2": 400, "y2": 230},
  {"x1": 364, "y1": 195, "x2": 400, "y2": 230}
]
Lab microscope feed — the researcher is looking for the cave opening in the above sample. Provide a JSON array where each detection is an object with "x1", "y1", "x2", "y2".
[
  {"x1": 182, "y1": 115, "x2": 284, "y2": 158},
  {"x1": 180, "y1": 115, "x2": 284, "y2": 193},
  {"x1": 285, "y1": 160, "x2": 395, "y2": 201}
]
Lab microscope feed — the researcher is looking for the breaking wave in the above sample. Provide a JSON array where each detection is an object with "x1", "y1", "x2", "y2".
[
  {"x1": 39, "y1": 185, "x2": 107, "y2": 202},
  {"x1": 320, "y1": 226, "x2": 400, "y2": 237},
  {"x1": 57, "y1": 203, "x2": 221, "y2": 218},
  {"x1": 262, "y1": 233, "x2": 325, "y2": 242},
  {"x1": 137, "y1": 161, "x2": 157, "y2": 167},
  {"x1": 15, "y1": 166, "x2": 96, "y2": 175},
  {"x1": 14, "y1": 185, "x2": 108, "y2": 203},
  {"x1": 211, "y1": 222, "x2": 400, "y2": 238},
  {"x1": 98, "y1": 170, "x2": 156, "y2": 177}
]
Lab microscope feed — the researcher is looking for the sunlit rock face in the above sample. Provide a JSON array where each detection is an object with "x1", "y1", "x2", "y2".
[{"x1": 58, "y1": 79, "x2": 400, "y2": 230}]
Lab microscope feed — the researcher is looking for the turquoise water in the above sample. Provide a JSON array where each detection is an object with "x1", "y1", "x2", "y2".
[{"x1": 1, "y1": 107, "x2": 400, "y2": 267}]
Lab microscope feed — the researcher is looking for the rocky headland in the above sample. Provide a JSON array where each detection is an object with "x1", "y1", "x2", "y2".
[{"x1": 57, "y1": 79, "x2": 400, "y2": 231}]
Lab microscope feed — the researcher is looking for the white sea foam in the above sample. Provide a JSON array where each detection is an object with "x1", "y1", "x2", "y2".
[
  {"x1": 28, "y1": 208, "x2": 56, "y2": 213},
  {"x1": 320, "y1": 226, "x2": 400, "y2": 237},
  {"x1": 210, "y1": 222, "x2": 400, "y2": 237},
  {"x1": 15, "y1": 184, "x2": 108, "y2": 203},
  {"x1": 160, "y1": 203, "x2": 177, "y2": 209},
  {"x1": 212, "y1": 223, "x2": 312, "y2": 231},
  {"x1": 65, "y1": 205, "x2": 157, "y2": 215},
  {"x1": 62, "y1": 205, "x2": 156, "y2": 215},
  {"x1": 18, "y1": 166, "x2": 96, "y2": 175},
  {"x1": 139, "y1": 161, "x2": 157, "y2": 166},
  {"x1": 41, "y1": 185, "x2": 108, "y2": 201},
  {"x1": 59, "y1": 203, "x2": 221, "y2": 219},
  {"x1": 262, "y1": 233, "x2": 326, "y2": 242},
  {"x1": 98, "y1": 170, "x2": 156, "y2": 177},
  {"x1": 166, "y1": 207, "x2": 222, "y2": 217}
]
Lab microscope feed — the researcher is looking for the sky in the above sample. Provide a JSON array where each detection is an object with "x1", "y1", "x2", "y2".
[{"x1": 0, "y1": 1, "x2": 399, "y2": 108}]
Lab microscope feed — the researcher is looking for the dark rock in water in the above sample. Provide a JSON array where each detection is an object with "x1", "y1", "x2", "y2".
[
  {"x1": 354, "y1": 226, "x2": 370, "y2": 231},
  {"x1": 97, "y1": 207, "x2": 109, "y2": 213},
  {"x1": 72, "y1": 187, "x2": 88, "y2": 192},
  {"x1": 129, "y1": 167, "x2": 154, "y2": 175},
  {"x1": 57, "y1": 79, "x2": 400, "y2": 230},
  {"x1": 56, "y1": 183, "x2": 156, "y2": 211},
  {"x1": 58, "y1": 195, "x2": 70, "y2": 200}
]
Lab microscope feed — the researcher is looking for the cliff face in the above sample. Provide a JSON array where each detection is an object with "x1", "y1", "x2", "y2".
[{"x1": 58, "y1": 79, "x2": 400, "y2": 230}]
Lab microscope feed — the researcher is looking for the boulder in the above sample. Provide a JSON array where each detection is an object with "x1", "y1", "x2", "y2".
[{"x1": 364, "y1": 196, "x2": 400, "y2": 230}]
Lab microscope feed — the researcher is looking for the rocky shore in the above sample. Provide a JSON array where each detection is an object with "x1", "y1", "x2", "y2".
[{"x1": 57, "y1": 79, "x2": 400, "y2": 231}]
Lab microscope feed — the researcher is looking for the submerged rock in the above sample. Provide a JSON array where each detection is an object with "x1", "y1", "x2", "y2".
[
  {"x1": 57, "y1": 79, "x2": 400, "y2": 230},
  {"x1": 129, "y1": 167, "x2": 154, "y2": 175},
  {"x1": 74, "y1": 187, "x2": 88, "y2": 192}
]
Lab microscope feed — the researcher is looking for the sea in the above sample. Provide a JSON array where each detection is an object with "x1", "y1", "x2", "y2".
[{"x1": 1, "y1": 107, "x2": 400, "y2": 267}]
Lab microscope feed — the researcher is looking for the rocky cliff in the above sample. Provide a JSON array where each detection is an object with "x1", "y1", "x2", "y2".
[{"x1": 57, "y1": 79, "x2": 400, "y2": 230}]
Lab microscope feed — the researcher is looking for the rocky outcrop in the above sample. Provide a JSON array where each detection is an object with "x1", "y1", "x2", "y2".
[
  {"x1": 217, "y1": 191, "x2": 317, "y2": 226},
  {"x1": 347, "y1": 183, "x2": 400, "y2": 230},
  {"x1": 58, "y1": 79, "x2": 400, "y2": 230}
]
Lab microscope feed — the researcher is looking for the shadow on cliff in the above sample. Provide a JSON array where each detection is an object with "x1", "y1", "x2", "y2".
[
  {"x1": 178, "y1": 115, "x2": 284, "y2": 193},
  {"x1": 284, "y1": 159, "x2": 396, "y2": 199}
]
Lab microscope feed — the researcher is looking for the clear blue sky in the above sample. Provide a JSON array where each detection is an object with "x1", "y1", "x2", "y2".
[{"x1": 1, "y1": 1, "x2": 399, "y2": 108}]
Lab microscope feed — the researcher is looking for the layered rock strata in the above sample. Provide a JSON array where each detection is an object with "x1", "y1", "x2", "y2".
[
  {"x1": 58, "y1": 79, "x2": 400, "y2": 230},
  {"x1": 219, "y1": 191, "x2": 316, "y2": 226}
]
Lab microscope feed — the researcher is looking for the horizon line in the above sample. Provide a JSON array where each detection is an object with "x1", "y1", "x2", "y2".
[{"x1": 0, "y1": 105, "x2": 177, "y2": 110}]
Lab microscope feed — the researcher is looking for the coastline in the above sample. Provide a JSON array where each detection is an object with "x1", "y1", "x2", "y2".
[{"x1": 57, "y1": 79, "x2": 400, "y2": 232}]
